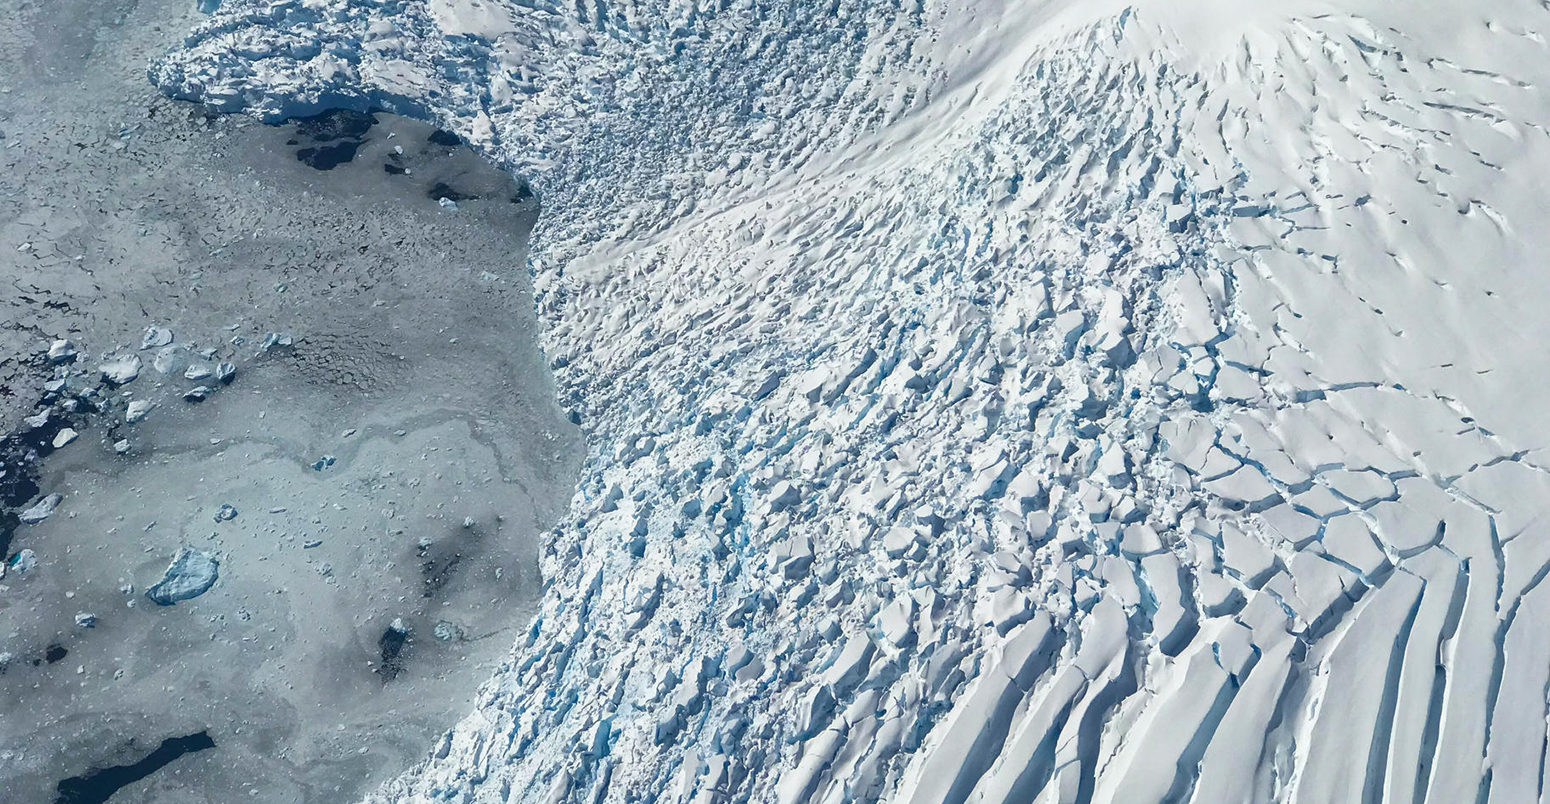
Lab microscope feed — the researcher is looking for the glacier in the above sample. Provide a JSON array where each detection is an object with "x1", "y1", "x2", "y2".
[{"x1": 154, "y1": 0, "x2": 1550, "y2": 801}]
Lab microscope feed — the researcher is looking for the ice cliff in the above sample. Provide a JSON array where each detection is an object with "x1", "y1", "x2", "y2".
[{"x1": 154, "y1": 0, "x2": 1550, "y2": 800}]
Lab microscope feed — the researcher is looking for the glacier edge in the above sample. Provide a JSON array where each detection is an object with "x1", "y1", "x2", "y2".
[{"x1": 155, "y1": 0, "x2": 1550, "y2": 801}]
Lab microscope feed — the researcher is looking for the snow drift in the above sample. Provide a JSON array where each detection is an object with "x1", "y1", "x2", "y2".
[{"x1": 156, "y1": 0, "x2": 1550, "y2": 800}]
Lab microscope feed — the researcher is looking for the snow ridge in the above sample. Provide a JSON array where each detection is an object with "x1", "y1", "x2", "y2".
[{"x1": 156, "y1": 1, "x2": 1550, "y2": 801}]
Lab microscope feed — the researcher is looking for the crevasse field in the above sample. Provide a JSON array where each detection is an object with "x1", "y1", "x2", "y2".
[{"x1": 151, "y1": 0, "x2": 1550, "y2": 801}]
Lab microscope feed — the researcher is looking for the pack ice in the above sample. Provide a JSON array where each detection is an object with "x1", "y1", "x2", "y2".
[{"x1": 154, "y1": 0, "x2": 1550, "y2": 801}]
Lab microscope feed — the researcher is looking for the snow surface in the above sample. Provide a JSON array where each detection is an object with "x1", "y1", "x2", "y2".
[{"x1": 155, "y1": 0, "x2": 1550, "y2": 801}]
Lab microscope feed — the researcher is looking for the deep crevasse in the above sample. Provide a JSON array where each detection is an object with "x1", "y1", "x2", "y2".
[{"x1": 155, "y1": 0, "x2": 1550, "y2": 801}]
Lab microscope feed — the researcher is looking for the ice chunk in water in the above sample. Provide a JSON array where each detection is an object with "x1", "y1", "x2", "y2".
[
  {"x1": 146, "y1": 548, "x2": 220, "y2": 605},
  {"x1": 98, "y1": 355, "x2": 142, "y2": 385},
  {"x1": 47, "y1": 339, "x2": 77, "y2": 364},
  {"x1": 141, "y1": 326, "x2": 174, "y2": 350},
  {"x1": 19, "y1": 493, "x2": 62, "y2": 524}
]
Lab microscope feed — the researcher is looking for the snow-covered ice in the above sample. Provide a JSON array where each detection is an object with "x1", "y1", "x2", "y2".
[{"x1": 151, "y1": 0, "x2": 1550, "y2": 801}]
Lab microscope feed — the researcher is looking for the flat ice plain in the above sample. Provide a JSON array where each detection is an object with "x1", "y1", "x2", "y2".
[{"x1": 12, "y1": 0, "x2": 1550, "y2": 801}]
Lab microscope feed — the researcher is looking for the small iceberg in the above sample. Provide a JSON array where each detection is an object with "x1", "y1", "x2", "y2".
[{"x1": 146, "y1": 548, "x2": 220, "y2": 605}]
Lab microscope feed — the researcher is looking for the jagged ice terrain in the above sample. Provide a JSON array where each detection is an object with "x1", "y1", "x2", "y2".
[{"x1": 153, "y1": 0, "x2": 1550, "y2": 801}]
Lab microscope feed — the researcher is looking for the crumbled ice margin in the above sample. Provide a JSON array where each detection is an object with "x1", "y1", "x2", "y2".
[{"x1": 155, "y1": 1, "x2": 1550, "y2": 801}]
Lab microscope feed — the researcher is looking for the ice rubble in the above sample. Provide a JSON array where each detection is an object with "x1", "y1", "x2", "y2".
[{"x1": 156, "y1": 0, "x2": 1550, "y2": 801}]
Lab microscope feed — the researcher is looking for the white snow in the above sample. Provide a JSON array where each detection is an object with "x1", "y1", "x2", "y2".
[{"x1": 150, "y1": 0, "x2": 1550, "y2": 801}]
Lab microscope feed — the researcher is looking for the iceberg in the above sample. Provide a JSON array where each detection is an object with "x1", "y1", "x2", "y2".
[{"x1": 145, "y1": 548, "x2": 220, "y2": 606}]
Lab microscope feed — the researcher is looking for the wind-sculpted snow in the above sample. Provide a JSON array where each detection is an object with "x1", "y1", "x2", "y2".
[{"x1": 157, "y1": 1, "x2": 1550, "y2": 801}]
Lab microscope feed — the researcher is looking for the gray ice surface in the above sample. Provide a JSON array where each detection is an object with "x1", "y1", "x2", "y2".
[{"x1": 0, "y1": 0, "x2": 580, "y2": 800}]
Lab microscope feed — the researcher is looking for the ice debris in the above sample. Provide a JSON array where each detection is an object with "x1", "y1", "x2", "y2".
[
  {"x1": 19, "y1": 494, "x2": 62, "y2": 524},
  {"x1": 256, "y1": 332, "x2": 293, "y2": 357},
  {"x1": 141, "y1": 326, "x2": 174, "y2": 350},
  {"x1": 8, "y1": 549, "x2": 37, "y2": 575},
  {"x1": 214, "y1": 504, "x2": 238, "y2": 522},
  {"x1": 47, "y1": 339, "x2": 77, "y2": 364},
  {"x1": 98, "y1": 355, "x2": 141, "y2": 385},
  {"x1": 153, "y1": 345, "x2": 188, "y2": 375},
  {"x1": 145, "y1": 548, "x2": 219, "y2": 605},
  {"x1": 125, "y1": 399, "x2": 155, "y2": 423}
]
